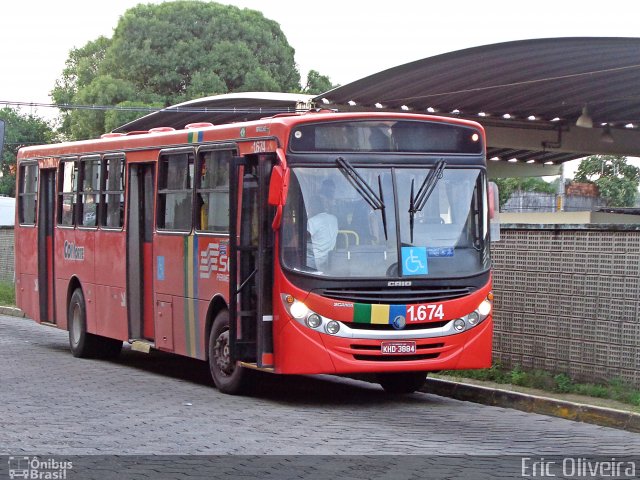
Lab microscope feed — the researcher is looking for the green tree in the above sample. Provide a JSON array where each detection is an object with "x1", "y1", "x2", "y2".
[
  {"x1": 302, "y1": 70, "x2": 336, "y2": 94},
  {"x1": 0, "y1": 108, "x2": 55, "y2": 196},
  {"x1": 574, "y1": 155, "x2": 640, "y2": 207},
  {"x1": 53, "y1": 1, "x2": 310, "y2": 140},
  {"x1": 494, "y1": 177, "x2": 558, "y2": 208}
]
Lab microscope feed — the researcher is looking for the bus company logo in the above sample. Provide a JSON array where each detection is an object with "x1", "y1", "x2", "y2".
[
  {"x1": 388, "y1": 281, "x2": 412, "y2": 287},
  {"x1": 8, "y1": 456, "x2": 73, "y2": 479},
  {"x1": 63, "y1": 241, "x2": 84, "y2": 261},
  {"x1": 199, "y1": 243, "x2": 229, "y2": 279},
  {"x1": 392, "y1": 315, "x2": 406, "y2": 330}
]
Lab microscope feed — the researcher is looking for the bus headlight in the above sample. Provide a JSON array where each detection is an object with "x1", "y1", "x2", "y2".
[
  {"x1": 467, "y1": 311, "x2": 480, "y2": 326},
  {"x1": 477, "y1": 299, "x2": 492, "y2": 318},
  {"x1": 282, "y1": 294, "x2": 344, "y2": 336},
  {"x1": 325, "y1": 321, "x2": 340, "y2": 335},
  {"x1": 453, "y1": 295, "x2": 493, "y2": 334},
  {"x1": 306, "y1": 313, "x2": 322, "y2": 329},
  {"x1": 289, "y1": 301, "x2": 309, "y2": 319}
]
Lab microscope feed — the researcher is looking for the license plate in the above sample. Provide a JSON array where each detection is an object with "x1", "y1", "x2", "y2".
[{"x1": 381, "y1": 341, "x2": 416, "y2": 355}]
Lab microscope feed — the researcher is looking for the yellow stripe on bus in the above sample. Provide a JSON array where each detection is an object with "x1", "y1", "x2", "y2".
[{"x1": 371, "y1": 304, "x2": 390, "y2": 325}]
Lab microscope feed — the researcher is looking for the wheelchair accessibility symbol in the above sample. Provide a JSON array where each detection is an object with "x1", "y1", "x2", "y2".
[{"x1": 401, "y1": 247, "x2": 428, "y2": 275}]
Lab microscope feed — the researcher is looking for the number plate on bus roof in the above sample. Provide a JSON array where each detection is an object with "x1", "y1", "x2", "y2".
[{"x1": 381, "y1": 341, "x2": 416, "y2": 355}]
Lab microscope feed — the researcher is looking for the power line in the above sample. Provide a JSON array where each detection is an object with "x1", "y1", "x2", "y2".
[{"x1": 0, "y1": 100, "x2": 305, "y2": 114}]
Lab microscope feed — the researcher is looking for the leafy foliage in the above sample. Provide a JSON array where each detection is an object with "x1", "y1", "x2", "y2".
[
  {"x1": 494, "y1": 177, "x2": 558, "y2": 208},
  {"x1": 303, "y1": 70, "x2": 336, "y2": 94},
  {"x1": 574, "y1": 155, "x2": 640, "y2": 207},
  {"x1": 0, "y1": 108, "x2": 55, "y2": 196},
  {"x1": 52, "y1": 1, "x2": 336, "y2": 140}
]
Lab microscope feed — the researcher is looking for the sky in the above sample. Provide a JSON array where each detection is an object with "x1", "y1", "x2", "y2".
[{"x1": 2, "y1": 0, "x2": 639, "y2": 176}]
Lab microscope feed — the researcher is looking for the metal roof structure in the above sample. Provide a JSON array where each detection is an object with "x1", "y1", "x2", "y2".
[
  {"x1": 113, "y1": 92, "x2": 314, "y2": 133},
  {"x1": 114, "y1": 37, "x2": 640, "y2": 176},
  {"x1": 315, "y1": 37, "x2": 640, "y2": 176}
]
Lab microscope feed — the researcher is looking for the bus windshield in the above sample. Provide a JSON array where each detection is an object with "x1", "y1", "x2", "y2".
[{"x1": 281, "y1": 164, "x2": 489, "y2": 279}]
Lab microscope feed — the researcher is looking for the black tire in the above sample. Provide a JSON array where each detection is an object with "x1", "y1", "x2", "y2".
[
  {"x1": 208, "y1": 310, "x2": 250, "y2": 394},
  {"x1": 68, "y1": 288, "x2": 123, "y2": 359},
  {"x1": 377, "y1": 372, "x2": 427, "y2": 394}
]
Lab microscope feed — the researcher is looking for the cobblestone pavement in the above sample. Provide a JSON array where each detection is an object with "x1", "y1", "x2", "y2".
[{"x1": 0, "y1": 314, "x2": 638, "y2": 478}]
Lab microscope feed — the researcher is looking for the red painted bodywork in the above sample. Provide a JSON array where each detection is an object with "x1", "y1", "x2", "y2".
[{"x1": 15, "y1": 111, "x2": 492, "y2": 376}]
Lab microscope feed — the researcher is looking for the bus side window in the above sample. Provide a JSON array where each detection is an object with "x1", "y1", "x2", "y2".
[
  {"x1": 196, "y1": 150, "x2": 231, "y2": 233},
  {"x1": 79, "y1": 156, "x2": 101, "y2": 227},
  {"x1": 18, "y1": 163, "x2": 38, "y2": 225},
  {"x1": 101, "y1": 155, "x2": 125, "y2": 228},
  {"x1": 57, "y1": 159, "x2": 78, "y2": 226},
  {"x1": 157, "y1": 150, "x2": 194, "y2": 231}
]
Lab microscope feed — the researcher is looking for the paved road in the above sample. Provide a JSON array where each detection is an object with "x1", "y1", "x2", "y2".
[{"x1": 1, "y1": 314, "x2": 638, "y2": 478}]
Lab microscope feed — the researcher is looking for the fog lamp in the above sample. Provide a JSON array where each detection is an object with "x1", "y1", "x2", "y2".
[
  {"x1": 325, "y1": 321, "x2": 340, "y2": 335},
  {"x1": 306, "y1": 313, "x2": 322, "y2": 329}
]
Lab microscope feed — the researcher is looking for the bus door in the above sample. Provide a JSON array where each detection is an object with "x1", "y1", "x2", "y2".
[
  {"x1": 38, "y1": 168, "x2": 56, "y2": 324},
  {"x1": 229, "y1": 154, "x2": 275, "y2": 368},
  {"x1": 126, "y1": 163, "x2": 155, "y2": 341}
]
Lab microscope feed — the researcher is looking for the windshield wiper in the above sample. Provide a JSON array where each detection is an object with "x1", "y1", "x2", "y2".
[
  {"x1": 335, "y1": 157, "x2": 388, "y2": 241},
  {"x1": 409, "y1": 159, "x2": 446, "y2": 242}
]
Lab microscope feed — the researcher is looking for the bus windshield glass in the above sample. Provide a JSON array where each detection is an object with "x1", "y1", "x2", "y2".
[{"x1": 281, "y1": 165, "x2": 489, "y2": 279}]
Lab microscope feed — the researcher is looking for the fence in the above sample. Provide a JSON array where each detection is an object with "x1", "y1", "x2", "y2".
[
  {"x1": 0, "y1": 227, "x2": 13, "y2": 282},
  {"x1": 492, "y1": 225, "x2": 640, "y2": 387}
]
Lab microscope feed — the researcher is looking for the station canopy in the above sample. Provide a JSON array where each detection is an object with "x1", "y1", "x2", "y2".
[{"x1": 115, "y1": 37, "x2": 640, "y2": 177}]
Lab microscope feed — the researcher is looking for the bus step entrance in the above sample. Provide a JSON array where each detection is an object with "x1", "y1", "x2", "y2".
[{"x1": 130, "y1": 340, "x2": 154, "y2": 353}]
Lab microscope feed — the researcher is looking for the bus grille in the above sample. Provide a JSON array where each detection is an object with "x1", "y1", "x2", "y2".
[{"x1": 319, "y1": 286, "x2": 474, "y2": 304}]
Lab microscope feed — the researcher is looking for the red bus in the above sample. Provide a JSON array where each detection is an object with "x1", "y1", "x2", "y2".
[{"x1": 15, "y1": 110, "x2": 493, "y2": 394}]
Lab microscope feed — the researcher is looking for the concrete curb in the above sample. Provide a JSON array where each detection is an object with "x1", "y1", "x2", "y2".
[
  {"x1": 0, "y1": 306, "x2": 24, "y2": 317},
  {"x1": 425, "y1": 377, "x2": 640, "y2": 433}
]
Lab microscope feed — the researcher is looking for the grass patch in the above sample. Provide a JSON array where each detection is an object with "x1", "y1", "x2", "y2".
[
  {"x1": 0, "y1": 281, "x2": 15, "y2": 306},
  {"x1": 441, "y1": 362, "x2": 640, "y2": 407}
]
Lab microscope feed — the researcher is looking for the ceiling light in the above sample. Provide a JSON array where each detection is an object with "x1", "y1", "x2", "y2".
[
  {"x1": 508, "y1": 158, "x2": 518, "y2": 163},
  {"x1": 544, "y1": 161, "x2": 555, "y2": 165},
  {"x1": 576, "y1": 106, "x2": 593, "y2": 128},
  {"x1": 528, "y1": 115, "x2": 537, "y2": 121},
  {"x1": 348, "y1": 100, "x2": 357, "y2": 106},
  {"x1": 503, "y1": 113, "x2": 512, "y2": 119},
  {"x1": 526, "y1": 159, "x2": 536, "y2": 164},
  {"x1": 490, "y1": 156, "x2": 500, "y2": 161},
  {"x1": 427, "y1": 107, "x2": 436, "y2": 113}
]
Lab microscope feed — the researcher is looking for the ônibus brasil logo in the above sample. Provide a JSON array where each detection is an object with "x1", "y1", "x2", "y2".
[{"x1": 8, "y1": 456, "x2": 73, "y2": 479}]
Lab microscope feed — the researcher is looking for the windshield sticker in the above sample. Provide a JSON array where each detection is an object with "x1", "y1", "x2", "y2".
[
  {"x1": 427, "y1": 247, "x2": 454, "y2": 257},
  {"x1": 401, "y1": 246, "x2": 428, "y2": 276}
]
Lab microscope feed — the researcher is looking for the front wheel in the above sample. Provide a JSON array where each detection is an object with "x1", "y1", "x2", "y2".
[
  {"x1": 68, "y1": 288, "x2": 122, "y2": 359},
  {"x1": 208, "y1": 310, "x2": 250, "y2": 394},
  {"x1": 377, "y1": 372, "x2": 427, "y2": 394}
]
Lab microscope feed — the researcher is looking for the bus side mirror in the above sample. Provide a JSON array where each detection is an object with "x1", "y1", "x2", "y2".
[
  {"x1": 268, "y1": 165, "x2": 289, "y2": 206},
  {"x1": 488, "y1": 181, "x2": 501, "y2": 242},
  {"x1": 269, "y1": 165, "x2": 290, "y2": 230},
  {"x1": 488, "y1": 181, "x2": 498, "y2": 220}
]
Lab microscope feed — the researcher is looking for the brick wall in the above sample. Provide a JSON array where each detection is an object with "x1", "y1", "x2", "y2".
[
  {"x1": 492, "y1": 226, "x2": 640, "y2": 386},
  {"x1": 0, "y1": 227, "x2": 14, "y2": 282}
]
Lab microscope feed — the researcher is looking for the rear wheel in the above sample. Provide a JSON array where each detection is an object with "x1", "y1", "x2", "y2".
[
  {"x1": 377, "y1": 372, "x2": 427, "y2": 394},
  {"x1": 68, "y1": 288, "x2": 122, "y2": 359},
  {"x1": 208, "y1": 310, "x2": 250, "y2": 394}
]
